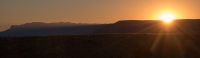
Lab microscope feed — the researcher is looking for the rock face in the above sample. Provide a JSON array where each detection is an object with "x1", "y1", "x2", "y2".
[
  {"x1": 0, "y1": 22, "x2": 106, "y2": 36},
  {"x1": 93, "y1": 19, "x2": 200, "y2": 34}
]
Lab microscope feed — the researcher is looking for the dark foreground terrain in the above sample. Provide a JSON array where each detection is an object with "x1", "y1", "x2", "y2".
[{"x1": 1, "y1": 34, "x2": 200, "y2": 58}]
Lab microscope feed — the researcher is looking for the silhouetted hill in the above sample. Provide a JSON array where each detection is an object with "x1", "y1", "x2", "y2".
[
  {"x1": 94, "y1": 19, "x2": 200, "y2": 34},
  {"x1": 0, "y1": 22, "x2": 106, "y2": 36}
]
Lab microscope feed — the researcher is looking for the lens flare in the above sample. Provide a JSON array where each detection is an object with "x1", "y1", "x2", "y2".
[{"x1": 159, "y1": 13, "x2": 175, "y2": 23}]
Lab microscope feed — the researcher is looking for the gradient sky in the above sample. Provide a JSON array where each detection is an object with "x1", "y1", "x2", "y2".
[{"x1": 1, "y1": 0, "x2": 200, "y2": 31}]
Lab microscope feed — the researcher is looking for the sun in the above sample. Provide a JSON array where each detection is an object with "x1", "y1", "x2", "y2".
[{"x1": 159, "y1": 13, "x2": 175, "y2": 23}]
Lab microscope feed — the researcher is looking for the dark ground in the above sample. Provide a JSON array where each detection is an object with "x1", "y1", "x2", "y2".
[{"x1": 1, "y1": 34, "x2": 200, "y2": 58}]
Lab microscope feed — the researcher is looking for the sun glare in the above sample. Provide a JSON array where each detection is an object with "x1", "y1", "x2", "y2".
[{"x1": 159, "y1": 13, "x2": 175, "y2": 23}]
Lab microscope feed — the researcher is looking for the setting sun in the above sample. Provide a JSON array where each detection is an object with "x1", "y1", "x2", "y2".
[{"x1": 159, "y1": 13, "x2": 175, "y2": 23}]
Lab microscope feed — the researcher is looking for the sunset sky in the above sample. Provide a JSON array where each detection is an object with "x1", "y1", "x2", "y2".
[{"x1": 1, "y1": 0, "x2": 200, "y2": 31}]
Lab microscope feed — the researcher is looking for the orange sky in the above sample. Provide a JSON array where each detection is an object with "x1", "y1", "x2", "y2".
[{"x1": 0, "y1": 0, "x2": 200, "y2": 31}]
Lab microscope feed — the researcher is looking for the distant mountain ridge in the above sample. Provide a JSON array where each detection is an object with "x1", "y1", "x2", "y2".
[
  {"x1": 1, "y1": 19, "x2": 200, "y2": 36},
  {"x1": 0, "y1": 22, "x2": 107, "y2": 36}
]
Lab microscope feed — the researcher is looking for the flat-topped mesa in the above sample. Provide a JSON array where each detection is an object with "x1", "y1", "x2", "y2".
[
  {"x1": 8, "y1": 22, "x2": 47, "y2": 30},
  {"x1": 8, "y1": 22, "x2": 102, "y2": 30},
  {"x1": 0, "y1": 22, "x2": 106, "y2": 36},
  {"x1": 93, "y1": 19, "x2": 200, "y2": 34},
  {"x1": 114, "y1": 20, "x2": 163, "y2": 25}
]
